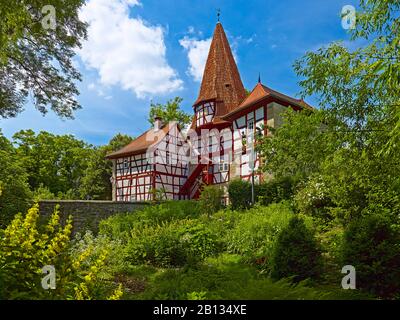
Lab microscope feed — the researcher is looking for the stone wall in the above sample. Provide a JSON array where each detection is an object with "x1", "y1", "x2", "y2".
[{"x1": 38, "y1": 200, "x2": 149, "y2": 234}]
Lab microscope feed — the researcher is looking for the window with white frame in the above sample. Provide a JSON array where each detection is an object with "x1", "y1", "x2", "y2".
[{"x1": 219, "y1": 160, "x2": 229, "y2": 172}]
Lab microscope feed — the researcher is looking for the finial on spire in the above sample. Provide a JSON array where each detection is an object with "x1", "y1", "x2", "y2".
[
  {"x1": 258, "y1": 72, "x2": 261, "y2": 83},
  {"x1": 217, "y1": 8, "x2": 221, "y2": 23}
]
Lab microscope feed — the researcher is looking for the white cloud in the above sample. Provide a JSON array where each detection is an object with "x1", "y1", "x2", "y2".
[
  {"x1": 78, "y1": 0, "x2": 182, "y2": 98},
  {"x1": 179, "y1": 30, "x2": 242, "y2": 83},
  {"x1": 88, "y1": 81, "x2": 113, "y2": 99},
  {"x1": 179, "y1": 36, "x2": 212, "y2": 82}
]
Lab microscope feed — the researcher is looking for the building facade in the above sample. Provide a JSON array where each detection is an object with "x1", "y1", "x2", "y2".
[{"x1": 106, "y1": 21, "x2": 312, "y2": 202}]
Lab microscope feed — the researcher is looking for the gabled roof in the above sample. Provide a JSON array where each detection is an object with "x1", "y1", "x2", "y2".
[
  {"x1": 223, "y1": 82, "x2": 314, "y2": 119},
  {"x1": 106, "y1": 123, "x2": 173, "y2": 159},
  {"x1": 194, "y1": 22, "x2": 246, "y2": 117}
]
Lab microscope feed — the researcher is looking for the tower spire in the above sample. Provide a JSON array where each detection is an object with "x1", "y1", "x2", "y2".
[
  {"x1": 194, "y1": 22, "x2": 246, "y2": 118},
  {"x1": 258, "y1": 72, "x2": 261, "y2": 83},
  {"x1": 217, "y1": 8, "x2": 221, "y2": 22}
]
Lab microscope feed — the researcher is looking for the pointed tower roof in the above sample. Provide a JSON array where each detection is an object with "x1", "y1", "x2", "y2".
[{"x1": 194, "y1": 22, "x2": 246, "y2": 117}]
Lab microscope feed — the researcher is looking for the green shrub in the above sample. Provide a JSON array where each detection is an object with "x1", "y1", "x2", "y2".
[
  {"x1": 256, "y1": 176, "x2": 296, "y2": 206},
  {"x1": 71, "y1": 231, "x2": 129, "y2": 277},
  {"x1": 32, "y1": 184, "x2": 58, "y2": 201},
  {"x1": 198, "y1": 185, "x2": 224, "y2": 216},
  {"x1": 0, "y1": 204, "x2": 123, "y2": 300},
  {"x1": 99, "y1": 201, "x2": 201, "y2": 241},
  {"x1": 126, "y1": 219, "x2": 220, "y2": 267},
  {"x1": 341, "y1": 212, "x2": 400, "y2": 298},
  {"x1": 271, "y1": 216, "x2": 322, "y2": 282},
  {"x1": 199, "y1": 209, "x2": 238, "y2": 244},
  {"x1": 228, "y1": 179, "x2": 252, "y2": 210},
  {"x1": 226, "y1": 202, "x2": 295, "y2": 266},
  {"x1": 294, "y1": 175, "x2": 333, "y2": 219}
]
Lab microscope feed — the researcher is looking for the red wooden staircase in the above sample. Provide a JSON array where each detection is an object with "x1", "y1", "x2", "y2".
[{"x1": 180, "y1": 163, "x2": 206, "y2": 199}]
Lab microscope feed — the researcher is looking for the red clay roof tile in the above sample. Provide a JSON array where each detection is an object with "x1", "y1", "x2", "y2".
[
  {"x1": 193, "y1": 22, "x2": 246, "y2": 123},
  {"x1": 106, "y1": 123, "x2": 172, "y2": 159}
]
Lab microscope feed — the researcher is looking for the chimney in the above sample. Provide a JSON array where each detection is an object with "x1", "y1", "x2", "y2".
[{"x1": 154, "y1": 116, "x2": 162, "y2": 132}]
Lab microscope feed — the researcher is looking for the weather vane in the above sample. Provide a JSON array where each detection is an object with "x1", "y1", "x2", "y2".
[{"x1": 217, "y1": 8, "x2": 221, "y2": 22}]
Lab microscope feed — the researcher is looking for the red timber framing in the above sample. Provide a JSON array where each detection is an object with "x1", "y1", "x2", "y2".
[
  {"x1": 188, "y1": 125, "x2": 232, "y2": 188},
  {"x1": 195, "y1": 101, "x2": 215, "y2": 127},
  {"x1": 114, "y1": 123, "x2": 189, "y2": 202},
  {"x1": 154, "y1": 130, "x2": 189, "y2": 200},
  {"x1": 115, "y1": 153, "x2": 153, "y2": 201},
  {"x1": 231, "y1": 104, "x2": 266, "y2": 183}
]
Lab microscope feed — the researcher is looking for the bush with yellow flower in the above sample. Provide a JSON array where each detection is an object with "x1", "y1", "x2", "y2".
[{"x1": 0, "y1": 203, "x2": 123, "y2": 300}]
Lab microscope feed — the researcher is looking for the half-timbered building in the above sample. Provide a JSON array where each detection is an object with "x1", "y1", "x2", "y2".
[{"x1": 107, "y1": 21, "x2": 312, "y2": 202}]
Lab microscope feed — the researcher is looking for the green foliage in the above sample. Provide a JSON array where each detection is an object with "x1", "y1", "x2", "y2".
[
  {"x1": 99, "y1": 201, "x2": 200, "y2": 242},
  {"x1": 126, "y1": 219, "x2": 220, "y2": 267},
  {"x1": 257, "y1": 109, "x2": 335, "y2": 181},
  {"x1": 226, "y1": 202, "x2": 296, "y2": 267},
  {"x1": 288, "y1": 0, "x2": 400, "y2": 224},
  {"x1": 271, "y1": 216, "x2": 322, "y2": 282},
  {"x1": 341, "y1": 212, "x2": 400, "y2": 298},
  {"x1": 0, "y1": 131, "x2": 32, "y2": 226},
  {"x1": 256, "y1": 176, "x2": 296, "y2": 206},
  {"x1": 252, "y1": 1, "x2": 400, "y2": 298},
  {"x1": 148, "y1": 97, "x2": 192, "y2": 128},
  {"x1": 132, "y1": 254, "x2": 366, "y2": 300},
  {"x1": 2, "y1": 130, "x2": 133, "y2": 202},
  {"x1": 99, "y1": 201, "x2": 219, "y2": 268},
  {"x1": 198, "y1": 185, "x2": 224, "y2": 216},
  {"x1": 228, "y1": 179, "x2": 252, "y2": 210},
  {"x1": 79, "y1": 133, "x2": 133, "y2": 200},
  {"x1": 0, "y1": 204, "x2": 123, "y2": 300},
  {"x1": 294, "y1": 175, "x2": 333, "y2": 219},
  {"x1": 12, "y1": 129, "x2": 92, "y2": 197},
  {"x1": 32, "y1": 184, "x2": 57, "y2": 201},
  {"x1": 0, "y1": 0, "x2": 87, "y2": 119},
  {"x1": 71, "y1": 231, "x2": 129, "y2": 279}
]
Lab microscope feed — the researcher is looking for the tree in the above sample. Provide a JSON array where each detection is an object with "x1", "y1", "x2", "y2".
[
  {"x1": 79, "y1": 133, "x2": 133, "y2": 200},
  {"x1": 290, "y1": 0, "x2": 400, "y2": 221},
  {"x1": 257, "y1": 109, "x2": 337, "y2": 181},
  {"x1": 0, "y1": 131, "x2": 32, "y2": 226},
  {"x1": 294, "y1": 0, "x2": 399, "y2": 150},
  {"x1": 0, "y1": 0, "x2": 87, "y2": 119},
  {"x1": 258, "y1": 0, "x2": 400, "y2": 223},
  {"x1": 12, "y1": 130, "x2": 92, "y2": 197},
  {"x1": 148, "y1": 97, "x2": 192, "y2": 128}
]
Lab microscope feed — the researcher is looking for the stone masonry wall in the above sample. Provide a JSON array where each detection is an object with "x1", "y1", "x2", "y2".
[{"x1": 38, "y1": 200, "x2": 149, "y2": 234}]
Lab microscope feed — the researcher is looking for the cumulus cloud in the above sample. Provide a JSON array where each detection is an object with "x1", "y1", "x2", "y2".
[
  {"x1": 78, "y1": 0, "x2": 182, "y2": 98},
  {"x1": 179, "y1": 30, "x2": 241, "y2": 82},
  {"x1": 179, "y1": 36, "x2": 212, "y2": 82},
  {"x1": 87, "y1": 82, "x2": 113, "y2": 100}
]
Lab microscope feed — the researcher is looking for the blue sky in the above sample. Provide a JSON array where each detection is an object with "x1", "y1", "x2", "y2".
[{"x1": 1, "y1": 0, "x2": 357, "y2": 146}]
